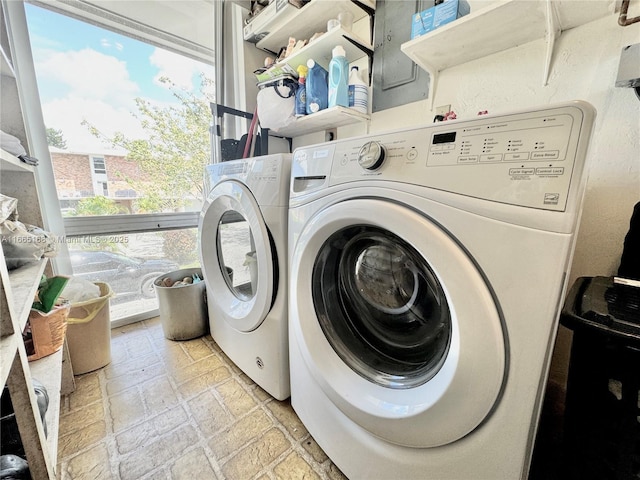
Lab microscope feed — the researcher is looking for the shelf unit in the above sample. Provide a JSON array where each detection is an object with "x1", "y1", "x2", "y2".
[
  {"x1": 272, "y1": 105, "x2": 369, "y2": 136},
  {"x1": 262, "y1": 25, "x2": 372, "y2": 73},
  {"x1": 401, "y1": 0, "x2": 614, "y2": 106},
  {"x1": 248, "y1": 0, "x2": 375, "y2": 137},
  {"x1": 1, "y1": 35, "x2": 72, "y2": 478},
  {"x1": 255, "y1": 0, "x2": 375, "y2": 55}
]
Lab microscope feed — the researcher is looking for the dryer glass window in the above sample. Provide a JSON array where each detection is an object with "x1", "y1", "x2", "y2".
[
  {"x1": 313, "y1": 226, "x2": 451, "y2": 389},
  {"x1": 217, "y1": 211, "x2": 257, "y2": 300}
]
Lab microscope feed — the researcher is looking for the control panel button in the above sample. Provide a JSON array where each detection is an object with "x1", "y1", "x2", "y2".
[{"x1": 358, "y1": 141, "x2": 386, "y2": 170}]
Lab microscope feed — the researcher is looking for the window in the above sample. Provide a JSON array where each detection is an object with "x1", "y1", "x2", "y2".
[
  {"x1": 92, "y1": 157, "x2": 106, "y2": 174},
  {"x1": 23, "y1": 2, "x2": 215, "y2": 324}
]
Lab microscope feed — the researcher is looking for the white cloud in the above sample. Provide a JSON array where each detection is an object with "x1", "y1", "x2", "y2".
[
  {"x1": 36, "y1": 48, "x2": 139, "y2": 107},
  {"x1": 149, "y1": 48, "x2": 212, "y2": 92},
  {"x1": 42, "y1": 96, "x2": 146, "y2": 153}
]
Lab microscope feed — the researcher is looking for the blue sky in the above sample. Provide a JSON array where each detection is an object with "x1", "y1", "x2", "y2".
[{"x1": 24, "y1": 3, "x2": 214, "y2": 152}]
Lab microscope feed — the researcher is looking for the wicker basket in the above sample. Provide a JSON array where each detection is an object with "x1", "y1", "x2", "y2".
[{"x1": 24, "y1": 304, "x2": 70, "y2": 362}]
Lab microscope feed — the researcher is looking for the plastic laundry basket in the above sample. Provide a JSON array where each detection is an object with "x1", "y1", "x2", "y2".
[
  {"x1": 66, "y1": 282, "x2": 113, "y2": 375},
  {"x1": 154, "y1": 267, "x2": 209, "y2": 341}
]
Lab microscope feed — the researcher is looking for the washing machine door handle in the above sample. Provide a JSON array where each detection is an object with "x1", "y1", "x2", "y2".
[{"x1": 199, "y1": 180, "x2": 275, "y2": 332}]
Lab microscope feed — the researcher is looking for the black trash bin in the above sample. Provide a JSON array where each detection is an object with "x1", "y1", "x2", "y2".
[{"x1": 560, "y1": 276, "x2": 640, "y2": 480}]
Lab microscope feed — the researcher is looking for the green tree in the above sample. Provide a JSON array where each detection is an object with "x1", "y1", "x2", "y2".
[
  {"x1": 46, "y1": 127, "x2": 67, "y2": 149},
  {"x1": 84, "y1": 75, "x2": 213, "y2": 213},
  {"x1": 75, "y1": 196, "x2": 126, "y2": 216}
]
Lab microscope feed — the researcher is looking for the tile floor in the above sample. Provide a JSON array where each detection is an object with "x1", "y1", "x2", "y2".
[
  {"x1": 56, "y1": 316, "x2": 564, "y2": 480},
  {"x1": 56, "y1": 316, "x2": 346, "y2": 480}
]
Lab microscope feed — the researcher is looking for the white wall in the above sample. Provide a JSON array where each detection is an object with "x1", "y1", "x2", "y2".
[{"x1": 369, "y1": 13, "x2": 640, "y2": 391}]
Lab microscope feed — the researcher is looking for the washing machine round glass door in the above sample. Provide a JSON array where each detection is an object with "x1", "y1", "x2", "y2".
[
  {"x1": 199, "y1": 179, "x2": 275, "y2": 332},
  {"x1": 290, "y1": 197, "x2": 506, "y2": 448}
]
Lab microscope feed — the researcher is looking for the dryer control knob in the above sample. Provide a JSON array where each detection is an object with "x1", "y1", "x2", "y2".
[{"x1": 357, "y1": 141, "x2": 386, "y2": 170}]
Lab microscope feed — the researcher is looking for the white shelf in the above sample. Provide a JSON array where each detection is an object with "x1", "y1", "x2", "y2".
[
  {"x1": 1, "y1": 147, "x2": 33, "y2": 173},
  {"x1": 270, "y1": 26, "x2": 372, "y2": 72},
  {"x1": 401, "y1": 0, "x2": 614, "y2": 102},
  {"x1": 273, "y1": 105, "x2": 369, "y2": 136},
  {"x1": 30, "y1": 347, "x2": 64, "y2": 465},
  {"x1": 256, "y1": 0, "x2": 374, "y2": 54},
  {"x1": 10, "y1": 259, "x2": 49, "y2": 332}
]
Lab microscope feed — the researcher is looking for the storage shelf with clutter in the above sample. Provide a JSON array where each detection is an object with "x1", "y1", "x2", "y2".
[
  {"x1": 249, "y1": 0, "x2": 375, "y2": 55},
  {"x1": 254, "y1": 25, "x2": 373, "y2": 83},
  {"x1": 1, "y1": 42, "x2": 74, "y2": 473}
]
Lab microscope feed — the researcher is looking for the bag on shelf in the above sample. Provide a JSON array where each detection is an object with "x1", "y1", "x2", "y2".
[
  {"x1": 0, "y1": 194, "x2": 57, "y2": 270},
  {"x1": 257, "y1": 75, "x2": 297, "y2": 131}
]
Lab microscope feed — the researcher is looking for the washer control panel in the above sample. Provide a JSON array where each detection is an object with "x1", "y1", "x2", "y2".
[{"x1": 291, "y1": 103, "x2": 594, "y2": 211}]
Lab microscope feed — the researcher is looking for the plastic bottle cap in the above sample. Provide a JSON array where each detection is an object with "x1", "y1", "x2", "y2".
[{"x1": 332, "y1": 45, "x2": 346, "y2": 58}]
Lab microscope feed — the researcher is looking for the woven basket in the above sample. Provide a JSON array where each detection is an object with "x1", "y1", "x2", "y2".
[{"x1": 25, "y1": 304, "x2": 70, "y2": 362}]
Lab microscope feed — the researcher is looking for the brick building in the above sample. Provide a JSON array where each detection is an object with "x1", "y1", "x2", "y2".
[{"x1": 50, "y1": 148, "x2": 149, "y2": 214}]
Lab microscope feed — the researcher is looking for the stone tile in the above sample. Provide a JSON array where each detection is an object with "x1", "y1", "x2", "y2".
[
  {"x1": 58, "y1": 420, "x2": 107, "y2": 459},
  {"x1": 170, "y1": 447, "x2": 218, "y2": 479},
  {"x1": 103, "y1": 351, "x2": 162, "y2": 380},
  {"x1": 187, "y1": 391, "x2": 233, "y2": 438},
  {"x1": 108, "y1": 387, "x2": 145, "y2": 432},
  {"x1": 221, "y1": 428, "x2": 291, "y2": 480},
  {"x1": 119, "y1": 333, "x2": 155, "y2": 359},
  {"x1": 327, "y1": 462, "x2": 349, "y2": 480},
  {"x1": 143, "y1": 316, "x2": 162, "y2": 331},
  {"x1": 105, "y1": 362, "x2": 166, "y2": 396},
  {"x1": 68, "y1": 372, "x2": 102, "y2": 411},
  {"x1": 141, "y1": 375, "x2": 179, "y2": 415},
  {"x1": 111, "y1": 325, "x2": 152, "y2": 346},
  {"x1": 118, "y1": 425, "x2": 198, "y2": 480},
  {"x1": 142, "y1": 469, "x2": 171, "y2": 480},
  {"x1": 153, "y1": 336, "x2": 190, "y2": 363},
  {"x1": 301, "y1": 435, "x2": 329, "y2": 464},
  {"x1": 217, "y1": 351, "x2": 242, "y2": 374},
  {"x1": 208, "y1": 408, "x2": 272, "y2": 459},
  {"x1": 216, "y1": 379, "x2": 257, "y2": 418},
  {"x1": 178, "y1": 366, "x2": 231, "y2": 399},
  {"x1": 60, "y1": 443, "x2": 112, "y2": 480},
  {"x1": 181, "y1": 337, "x2": 216, "y2": 361},
  {"x1": 273, "y1": 451, "x2": 321, "y2": 480},
  {"x1": 115, "y1": 405, "x2": 188, "y2": 454},
  {"x1": 110, "y1": 340, "x2": 130, "y2": 365},
  {"x1": 59, "y1": 401, "x2": 104, "y2": 436},
  {"x1": 168, "y1": 354, "x2": 225, "y2": 385},
  {"x1": 204, "y1": 335, "x2": 222, "y2": 353},
  {"x1": 266, "y1": 399, "x2": 308, "y2": 441},
  {"x1": 251, "y1": 385, "x2": 272, "y2": 403}
]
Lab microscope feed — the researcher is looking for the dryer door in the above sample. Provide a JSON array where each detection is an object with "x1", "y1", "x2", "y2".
[
  {"x1": 290, "y1": 198, "x2": 506, "y2": 448},
  {"x1": 199, "y1": 180, "x2": 275, "y2": 332}
]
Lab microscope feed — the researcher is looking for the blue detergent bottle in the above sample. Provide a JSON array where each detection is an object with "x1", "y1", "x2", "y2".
[
  {"x1": 328, "y1": 45, "x2": 349, "y2": 108},
  {"x1": 295, "y1": 64, "x2": 308, "y2": 117},
  {"x1": 306, "y1": 58, "x2": 328, "y2": 114}
]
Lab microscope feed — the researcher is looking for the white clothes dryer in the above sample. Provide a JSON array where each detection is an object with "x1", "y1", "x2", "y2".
[
  {"x1": 199, "y1": 154, "x2": 291, "y2": 400},
  {"x1": 288, "y1": 102, "x2": 595, "y2": 478}
]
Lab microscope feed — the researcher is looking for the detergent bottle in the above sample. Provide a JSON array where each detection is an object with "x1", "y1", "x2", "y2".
[
  {"x1": 348, "y1": 66, "x2": 368, "y2": 114},
  {"x1": 328, "y1": 45, "x2": 349, "y2": 108},
  {"x1": 295, "y1": 64, "x2": 308, "y2": 117},
  {"x1": 306, "y1": 58, "x2": 328, "y2": 114}
]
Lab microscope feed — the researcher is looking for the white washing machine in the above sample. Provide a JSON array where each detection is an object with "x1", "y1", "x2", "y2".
[
  {"x1": 288, "y1": 102, "x2": 595, "y2": 479},
  {"x1": 199, "y1": 153, "x2": 291, "y2": 400}
]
